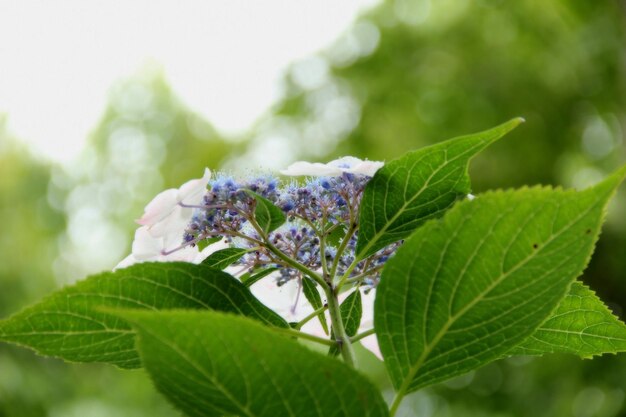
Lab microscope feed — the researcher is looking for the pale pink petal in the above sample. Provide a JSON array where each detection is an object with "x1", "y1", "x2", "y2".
[
  {"x1": 136, "y1": 188, "x2": 178, "y2": 226},
  {"x1": 149, "y1": 205, "x2": 192, "y2": 240},
  {"x1": 178, "y1": 168, "x2": 211, "y2": 205}
]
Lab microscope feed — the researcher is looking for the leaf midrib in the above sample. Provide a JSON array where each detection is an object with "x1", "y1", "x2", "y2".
[
  {"x1": 138, "y1": 323, "x2": 257, "y2": 417},
  {"x1": 359, "y1": 141, "x2": 481, "y2": 259},
  {"x1": 394, "y1": 191, "x2": 600, "y2": 394}
]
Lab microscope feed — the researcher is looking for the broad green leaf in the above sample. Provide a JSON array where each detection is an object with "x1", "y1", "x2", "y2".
[
  {"x1": 0, "y1": 262, "x2": 287, "y2": 368},
  {"x1": 356, "y1": 118, "x2": 524, "y2": 259},
  {"x1": 201, "y1": 248, "x2": 248, "y2": 269},
  {"x1": 375, "y1": 166, "x2": 625, "y2": 395},
  {"x1": 121, "y1": 310, "x2": 389, "y2": 417},
  {"x1": 302, "y1": 276, "x2": 329, "y2": 334},
  {"x1": 242, "y1": 267, "x2": 279, "y2": 287},
  {"x1": 246, "y1": 190, "x2": 286, "y2": 234},
  {"x1": 509, "y1": 281, "x2": 626, "y2": 357},
  {"x1": 329, "y1": 290, "x2": 362, "y2": 357}
]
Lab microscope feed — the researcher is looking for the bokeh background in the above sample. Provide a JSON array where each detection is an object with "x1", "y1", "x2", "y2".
[{"x1": 1, "y1": 1, "x2": 626, "y2": 416}]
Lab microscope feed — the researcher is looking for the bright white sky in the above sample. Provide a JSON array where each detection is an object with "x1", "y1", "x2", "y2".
[{"x1": 0, "y1": 0, "x2": 379, "y2": 162}]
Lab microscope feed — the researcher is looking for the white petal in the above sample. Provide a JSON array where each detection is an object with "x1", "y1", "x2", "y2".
[
  {"x1": 280, "y1": 161, "x2": 343, "y2": 177},
  {"x1": 360, "y1": 334, "x2": 383, "y2": 360},
  {"x1": 327, "y1": 156, "x2": 364, "y2": 169},
  {"x1": 136, "y1": 188, "x2": 178, "y2": 226},
  {"x1": 161, "y1": 245, "x2": 200, "y2": 263},
  {"x1": 113, "y1": 254, "x2": 138, "y2": 270},
  {"x1": 356, "y1": 288, "x2": 381, "y2": 359},
  {"x1": 467, "y1": 194, "x2": 476, "y2": 201},
  {"x1": 281, "y1": 157, "x2": 384, "y2": 177},
  {"x1": 300, "y1": 313, "x2": 328, "y2": 338},
  {"x1": 132, "y1": 226, "x2": 164, "y2": 260},
  {"x1": 250, "y1": 277, "x2": 315, "y2": 322},
  {"x1": 346, "y1": 160, "x2": 384, "y2": 177},
  {"x1": 178, "y1": 168, "x2": 211, "y2": 205}
]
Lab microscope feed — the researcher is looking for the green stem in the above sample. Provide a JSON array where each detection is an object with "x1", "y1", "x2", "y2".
[
  {"x1": 295, "y1": 305, "x2": 328, "y2": 330},
  {"x1": 245, "y1": 212, "x2": 328, "y2": 290},
  {"x1": 326, "y1": 287, "x2": 357, "y2": 368},
  {"x1": 330, "y1": 222, "x2": 357, "y2": 284},
  {"x1": 266, "y1": 240, "x2": 328, "y2": 289},
  {"x1": 273, "y1": 327, "x2": 336, "y2": 347},
  {"x1": 336, "y1": 257, "x2": 360, "y2": 290},
  {"x1": 344, "y1": 265, "x2": 384, "y2": 285},
  {"x1": 389, "y1": 393, "x2": 404, "y2": 417},
  {"x1": 350, "y1": 328, "x2": 375, "y2": 343}
]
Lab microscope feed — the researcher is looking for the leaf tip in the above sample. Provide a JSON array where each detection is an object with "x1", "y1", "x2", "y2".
[
  {"x1": 591, "y1": 164, "x2": 626, "y2": 195},
  {"x1": 505, "y1": 116, "x2": 525, "y2": 131}
]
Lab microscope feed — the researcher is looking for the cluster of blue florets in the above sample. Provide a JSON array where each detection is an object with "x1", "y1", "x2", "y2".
[
  {"x1": 276, "y1": 174, "x2": 368, "y2": 224},
  {"x1": 183, "y1": 172, "x2": 395, "y2": 288}
]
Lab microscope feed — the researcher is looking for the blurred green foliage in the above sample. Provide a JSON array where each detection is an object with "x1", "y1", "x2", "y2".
[
  {"x1": 0, "y1": 124, "x2": 64, "y2": 316},
  {"x1": 276, "y1": 0, "x2": 626, "y2": 187},
  {"x1": 1, "y1": 0, "x2": 626, "y2": 416},
  {"x1": 50, "y1": 70, "x2": 240, "y2": 282}
]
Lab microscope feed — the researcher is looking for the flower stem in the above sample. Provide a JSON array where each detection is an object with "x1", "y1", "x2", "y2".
[
  {"x1": 350, "y1": 328, "x2": 375, "y2": 343},
  {"x1": 265, "y1": 240, "x2": 328, "y2": 289},
  {"x1": 336, "y1": 257, "x2": 360, "y2": 290},
  {"x1": 389, "y1": 392, "x2": 405, "y2": 417},
  {"x1": 245, "y1": 212, "x2": 328, "y2": 290},
  {"x1": 344, "y1": 265, "x2": 383, "y2": 285},
  {"x1": 295, "y1": 305, "x2": 328, "y2": 330},
  {"x1": 273, "y1": 327, "x2": 336, "y2": 347},
  {"x1": 326, "y1": 286, "x2": 357, "y2": 368},
  {"x1": 329, "y1": 220, "x2": 357, "y2": 284}
]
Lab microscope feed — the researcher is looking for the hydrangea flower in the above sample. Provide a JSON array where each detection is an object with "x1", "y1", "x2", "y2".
[
  {"x1": 136, "y1": 168, "x2": 211, "y2": 238},
  {"x1": 115, "y1": 168, "x2": 216, "y2": 269},
  {"x1": 115, "y1": 226, "x2": 228, "y2": 269},
  {"x1": 115, "y1": 157, "x2": 388, "y2": 358}
]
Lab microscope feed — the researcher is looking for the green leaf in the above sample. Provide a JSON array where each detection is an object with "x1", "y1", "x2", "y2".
[
  {"x1": 201, "y1": 248, "x2": 248, "y2": 269},
  {"x1": 0, "y1": 262, "x2": 287, "y2": 368},
  {"x1": 356, "y1": 118, "x2": 524, "y2": 259},
  {"x1": 197, "y1": 236, "x2": 223, "y2": 251},
  {"x1": 246, "y1": 190, "x2": 286, "y2": 234},
  {"x1": 329, "y1": 290, "x2": 362, "y2": 357},
  {"x1": 509, "y1": 281, "x2": 626, "y2": 358},
  {"x1": 121, "y1": 310, "x2": 389, "y2": 417},
  {"x1": 301, "y1": 277, "x2": 329, "y2": 334},
  {"x1": 375, "y1": 166, "x2": 625, "y2": 395},
  {"x1": 242, "y1": 267, "x2": 279, "y2": 287},
  {"x1": 326, "y1": 224, "x2": 346, "y2": 247},
  {"x1": 340, "y1": 290, "x2": 363, "y2": 337}
]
